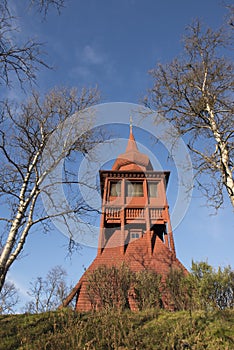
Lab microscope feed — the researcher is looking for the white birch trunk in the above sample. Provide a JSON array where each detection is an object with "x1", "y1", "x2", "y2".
[{"x1": 206, "y1": 104, "x2": 234, "y2": 208}]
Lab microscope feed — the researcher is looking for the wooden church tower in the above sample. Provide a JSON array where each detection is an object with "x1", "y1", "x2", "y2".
[{"x1": 62, "y1": 124, "x2": 187, "y2": 311}]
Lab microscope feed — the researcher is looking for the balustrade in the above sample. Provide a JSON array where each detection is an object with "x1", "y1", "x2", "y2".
[
  {"x1": 150, "y1": 208, "x2": 163, "y2": 219},
  {"x1": 105, "y1": 207, "x2": 121, "y2": 219},
  {"x1": 105, "y1": 207, "x2": 165, "y2": 221},
  {"x1": 125, "y1": 208, "x2": 145, "y2": 219}
]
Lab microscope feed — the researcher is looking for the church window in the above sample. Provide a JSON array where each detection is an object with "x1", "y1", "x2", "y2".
[
  {"x1": 131, "y1": 232, "x2": 140, "y2": 239},
  {"x1": 148, "y1": 181, "x2": 158, "y2": 197},
  {"x1": 110, "y1": 181, "x2": 121, "y2": 197},
  {"x1": 126, "y1": 181, "x2": 143, "y2": 197}
]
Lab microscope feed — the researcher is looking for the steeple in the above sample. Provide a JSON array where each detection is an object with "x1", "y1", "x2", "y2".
[
  {"x1": 112, "y1": 123, "x2": 153, "y2": 171},
  {"x1": 126, "y1": 123, "x2": 138, "y2": 152},
  {"x1": 61, "y1": 121, "x2": 187, "y2": 312}
]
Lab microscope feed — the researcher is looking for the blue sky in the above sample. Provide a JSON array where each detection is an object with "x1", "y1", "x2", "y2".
[{"x1": 4, "y1": 0, "x2": 234, "y2": 310}]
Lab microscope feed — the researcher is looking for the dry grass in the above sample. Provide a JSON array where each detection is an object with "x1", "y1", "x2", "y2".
[{"x1": 0, "y1": 308, "x2": 233, "y2": 350}]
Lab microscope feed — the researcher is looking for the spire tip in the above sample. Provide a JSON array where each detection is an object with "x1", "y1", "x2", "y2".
[{"x1": 130, "y1": 116, "x2": 133, "y2": 133}]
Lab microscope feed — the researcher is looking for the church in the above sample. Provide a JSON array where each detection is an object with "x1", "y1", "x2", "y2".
[{"x1": 62, "y1": 123, "x2": 187, "y2": 310}]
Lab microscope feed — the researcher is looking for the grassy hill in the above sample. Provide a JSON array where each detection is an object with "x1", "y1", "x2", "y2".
[{"x1": 0, "y1": 309, "x2": 233, "y2": 349}]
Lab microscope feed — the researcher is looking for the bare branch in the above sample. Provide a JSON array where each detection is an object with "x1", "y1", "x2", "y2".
[
  {"x1": 0, "y1": 0, "x2": 51, "y2": 88},
  {"x1": 0, "y1": 87, "x2": 102, "y2": 293},
  {"x1": 146, "y1": 19, "x2": 234, "y2": 209},
  {"x1": 30, "y1": 0, "x2": 65, "y2": 17}
]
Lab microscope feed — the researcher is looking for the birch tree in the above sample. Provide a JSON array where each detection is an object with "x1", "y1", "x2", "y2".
[
  {"x1": 0, "y1": 0, "x2": 66, "y2": 88},
  {"x1": 0, "y1": 86, "x2": 101, "y2": 293},
  {"x1": 145, "y1": 20, "x2": 234, "y2": 209},
  {"x1": 0, "y1": 280, "x2": 19, "y2": 314},
  {"x1": 25, "y1": 265, "x2": 69, "y2": 313},
  {"x1": 29, "y1": 0, "x2": 65, "y2": 16}
]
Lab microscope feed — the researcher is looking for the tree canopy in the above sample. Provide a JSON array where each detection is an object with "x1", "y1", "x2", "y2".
[
  {"x1": 145, "y1": 19, "x2": 234, "y2": 209},
  {"x1": 0, "y1": 87, "x2": 101, "y2": 293}
]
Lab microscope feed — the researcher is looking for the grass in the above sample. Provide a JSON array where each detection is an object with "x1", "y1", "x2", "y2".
[{"x1": 0, "y1": 308, "x2": 233, "y2": 349}]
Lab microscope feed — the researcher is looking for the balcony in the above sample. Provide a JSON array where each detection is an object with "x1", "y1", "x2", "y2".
[
  {"x1": 126, "y1": 208, "x2": 145, "y2": 219},
  {"x1": 104, "y1": 206, "x2": 166, "y2": 223},
  {"x1": 105, "y1": 207, "x2": 121, "y2": 220},
  {"x1": 150, "y1": 208, "x2": 164, "y2": 219}
]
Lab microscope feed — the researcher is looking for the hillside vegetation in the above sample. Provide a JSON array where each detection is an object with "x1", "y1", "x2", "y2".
[{"x1": 0, "y1": 308, "x2": 233, "y2": 350}]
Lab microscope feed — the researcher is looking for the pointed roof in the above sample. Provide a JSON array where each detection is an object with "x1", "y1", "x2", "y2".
[{"x1": 112, "y1": 124, "x2": 153, "y2": 171}]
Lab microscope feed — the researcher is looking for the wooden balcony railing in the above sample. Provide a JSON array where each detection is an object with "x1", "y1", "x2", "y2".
[
  {"x1": 105, "y1": 207, "x2": 121, "y2": 219},
  {"x1": 105, "y1": 207, "x2": 165, "y2": 221},
  {"x1": 150, "y1": 208, "x2": 164, "y2": 219},
  {"x1": 126, "y1": 208, "x2": 145, "y2": 219}
]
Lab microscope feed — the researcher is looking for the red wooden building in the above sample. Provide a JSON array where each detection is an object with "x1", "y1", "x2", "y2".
[{"x1": 62, "y1": 125, "x2": 187, "y2": 310}]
